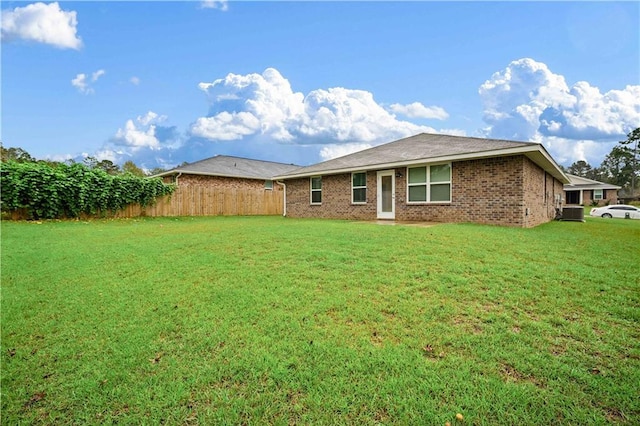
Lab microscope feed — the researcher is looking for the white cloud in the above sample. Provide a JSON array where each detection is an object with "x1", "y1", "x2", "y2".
[
  {"x1": 137, "y1": 111, "x2": 166, "y2": 126},
  {"x1": 71, "y1": 69, "x2": 105, "y2": 94},
  {"x1": 480, "y1": 58, "x2": 640, "y2": 164},
  {"x1": 530, "y1": 134, "x2": 612, "y2": 166},
  {"x1": 92, "y1": 149, "x2": 120, "y2": 164},
  {"x1": 130, "y1": 76, "x2": 140, "y2": 86},
  {"x1": 87, "y1": 69, "x2": 466, "y2": 169},
  {"x1": 200, "y1": 1, "x2": 228, "y2": 11},
  {"x1": 1, "y1": 2, "x2": 82, "y2": 49},
  {"x1": 92, "y1": 69, "x2": 105, "y2": 81},
  {"x1": 113, "y1": 113, "x2": 164, "y2": 150},
  {"x1": 86, "y1": 111, "x2": 186, "y2": 170},
  {"x1": 440, "y1": 128, "x2": 467, "y2": 137},
  {"x1": 319, "y1": 143, "x2": 373, "y2": 161},
  {"x1": 71, "y1": 73, "x2": 90, "y2": 94},
  {"x1": 389, "y1": 102, "x2": 449, "y2": 120},
  {"x1": 192, "y1": 112, "x2": 261, "y2": 141},
  {"x1": 193, "y1": 68, "x2": 435, "y2": 145},
  {"x1": 197, "y1": 68, "x2": 305, "y2": 141}
]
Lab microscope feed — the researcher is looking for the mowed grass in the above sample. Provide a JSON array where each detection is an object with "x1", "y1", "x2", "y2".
[{"x1": 1, "y1": 216, "x2": 639, "y2": 425}]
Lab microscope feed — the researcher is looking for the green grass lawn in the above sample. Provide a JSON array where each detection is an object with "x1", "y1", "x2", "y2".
[{"x1": 2, "y1": 216, "x2": 639, "y2": 425}]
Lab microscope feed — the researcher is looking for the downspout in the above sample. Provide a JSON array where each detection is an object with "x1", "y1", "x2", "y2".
[
  {"x1": 276, "y1": 181, "x2": 286, "y2": 217},
  {"x1": 175, "y1": 172, "x2": 182, "y2": 185}
]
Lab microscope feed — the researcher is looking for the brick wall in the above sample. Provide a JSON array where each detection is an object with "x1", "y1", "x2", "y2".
[
  {"x1": 285, "y1": 155, "x2": 564, "y2": 227},
  {"x1": 522, "y1": 157, "x2": 564, "y2": 227},
  {"x1": 286, "y1": 173, "x2": 377, "y2": 219},
  {"x1": 580, "y1": 189, "x2": 618, "y2": 206},
  {"x1": 163, "y1": 174, "x2": 281, "y2": 191}
]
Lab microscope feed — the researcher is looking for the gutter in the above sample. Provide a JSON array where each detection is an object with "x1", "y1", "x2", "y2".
[{"x1": 276, "y1": 181, "x2": 286, "y2": 217}]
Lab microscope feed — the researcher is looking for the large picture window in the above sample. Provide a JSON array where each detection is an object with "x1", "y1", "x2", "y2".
[
  {"x1": 407, "y1": 164, "x2": 451, "y2": 203},
  {"x1": 352, "y1": 172, "x2": 367, "y2": 204},
  {"x1": 310, "y1": 176, "x2": 322, "y2": 204}
]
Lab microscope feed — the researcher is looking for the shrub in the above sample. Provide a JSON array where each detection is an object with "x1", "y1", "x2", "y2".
[{"x1": 0, "y1": 161, "x2": 175, "y2": 219}]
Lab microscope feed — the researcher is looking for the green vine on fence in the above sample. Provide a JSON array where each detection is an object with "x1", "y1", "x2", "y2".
[{"x1": 0, "y1": 161, "x2": 176, "y2": 219}]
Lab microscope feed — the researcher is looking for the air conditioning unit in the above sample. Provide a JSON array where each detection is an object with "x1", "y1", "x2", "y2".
[{"x1": 561, "y1": 206, "x2": 584, "y2": 222}]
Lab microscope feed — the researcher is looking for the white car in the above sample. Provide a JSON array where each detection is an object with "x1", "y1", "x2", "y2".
[{"x1": 590, "y1": 204, "x2": 640, "y2": 219}]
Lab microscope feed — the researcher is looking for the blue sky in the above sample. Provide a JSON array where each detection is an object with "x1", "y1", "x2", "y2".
[{"x1": 2, "y1": 1, "x2": 639, "y2": 170}]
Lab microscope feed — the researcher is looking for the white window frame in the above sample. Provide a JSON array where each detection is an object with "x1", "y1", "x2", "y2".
[
  {"x1": 406, "y1": 163, "x2": 452, "y2": 204},
  {"x1": 593, "y1": 189, "x2": 603, "y2": 200},
  {"x1": 310, "y1": 176, "x2": 322, "y2": 205},
  {"x1": 351, "y1": 172, "x2": 367, "y2": 204},
  {"x1": 264, "y1": 180, "x2": 274, "y2": 190}
]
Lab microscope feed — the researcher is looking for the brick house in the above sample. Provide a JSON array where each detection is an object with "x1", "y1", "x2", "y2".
[
  {"x1": 155, "y1": 155, "x2": 299, "y2": 191},
  {"x1": 563, "y1": 174, "x2": 620, "y2": 206},
  {"x1": 151, "y1": 155, "x2": 300, "y2": 216},
  {"x1": 274, "y1": 133, "x2": 569, "y2": 227}
]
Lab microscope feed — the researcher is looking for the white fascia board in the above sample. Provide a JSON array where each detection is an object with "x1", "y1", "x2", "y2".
[
  {"x1": 148, "y1": 170, "x2": 175, "y2": 178},
  {"x1": 564, "y1": 184, "x2": 621, "y2": 190}
]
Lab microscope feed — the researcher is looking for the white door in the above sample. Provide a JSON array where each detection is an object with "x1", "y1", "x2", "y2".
[{"x1": 377, "y1": 170, "x2": 395, "y2": 220}]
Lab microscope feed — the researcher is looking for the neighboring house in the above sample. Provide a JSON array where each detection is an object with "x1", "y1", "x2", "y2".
[
  {"x1": 155, "y1": 155, "x2": 300, "y2": 191},
  {"x1": 149, "y1": 155, "x2": 300, "y2": 217},
  {"x1": 563, "y1": 174, "x2": 620, "y2": 206},
  {"x1": 617, "y1": 188, "x2": 640, "y2": 204},
  {"x1": 274, "y1": 133, "x2": 569, "y2": 227}
]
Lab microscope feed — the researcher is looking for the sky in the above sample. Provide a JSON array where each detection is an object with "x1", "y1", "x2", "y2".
[{"x1": 2, "y1": 1, "x2": 639, "y2": 171}]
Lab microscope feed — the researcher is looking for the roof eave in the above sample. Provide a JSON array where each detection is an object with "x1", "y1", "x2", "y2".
[
  {"x1": 564, "y1": 184, "x2": 622, "y2": 190},
  {"x1": 275, "y1": 145, "x2": 570, "y2": 183},
  {"x1": 150, "y1": 169, "x2": 271, "y2": 180}
]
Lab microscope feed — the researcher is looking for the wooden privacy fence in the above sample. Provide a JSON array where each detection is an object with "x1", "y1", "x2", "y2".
[{"x1": 116, "y1": 186, "x2": 284, "y2": 218}]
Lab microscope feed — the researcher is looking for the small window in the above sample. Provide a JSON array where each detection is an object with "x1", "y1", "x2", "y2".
[
  {"x1": 352, "y1": 172, "x2": 367, "y2": 204},
  {"x1": 407, "y1": 163, "x2": 451, "y2": 203},
  {"x1": 593, "y1": 189, "x2": 603, "y2": 200},
  {"x1": 310, "y1": 176, "x2": 322, "y2": 204},
  {"x1": 264, "y1": 180, "x2": 273, "y2": 190}
]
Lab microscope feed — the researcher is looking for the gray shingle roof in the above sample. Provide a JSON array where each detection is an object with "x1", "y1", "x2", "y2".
[
  {"x1": 155, "y1": 155, "x2": 300, "y2": 180},
  {"x1": 276, "y1": 133, "x2": 559, "y2": 179},
  {"x1": 564, "y1": 174, "x2": 621, "y2": 190}
]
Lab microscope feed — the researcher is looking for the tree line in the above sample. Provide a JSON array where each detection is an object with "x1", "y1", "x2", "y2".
[
  {"x1": 0, "y1": 146, "x2": 167, "y2": 177},
  {"x1": 563, "y1": 128, "x2": 639, "y2": 196}
]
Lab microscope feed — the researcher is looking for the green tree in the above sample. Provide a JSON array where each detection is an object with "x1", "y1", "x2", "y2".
[
  {"x1": 96, "y1": 159, "x2": 120, "y2": 175},
  {"x1": 122, "y1": 160, "x2": 145, "y2": 177},
  {"x1": 1, "y1": 145, "x2": 35, "y2": 163},
  {"x1": 585, "y1": 166, "x2": 605, "y2": 182},
  {"x1": 567, "y1": 160, "x2": 593, "y2": 177},
  {"x1": 146, "y1": 167, "x2": 167, "y2": 176},
  {"x1": 83, "y1": 156, "x2": 120, "y2": 175},
  {"x1": 599, "y1": 128, "x2": 640, "y2": 194},
  {"x1": 600, "y1": 145, "x2": 635, "y2": 188},
  {"x1": 619, "y1": 127, "x2": 639, "y2": 195}
]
